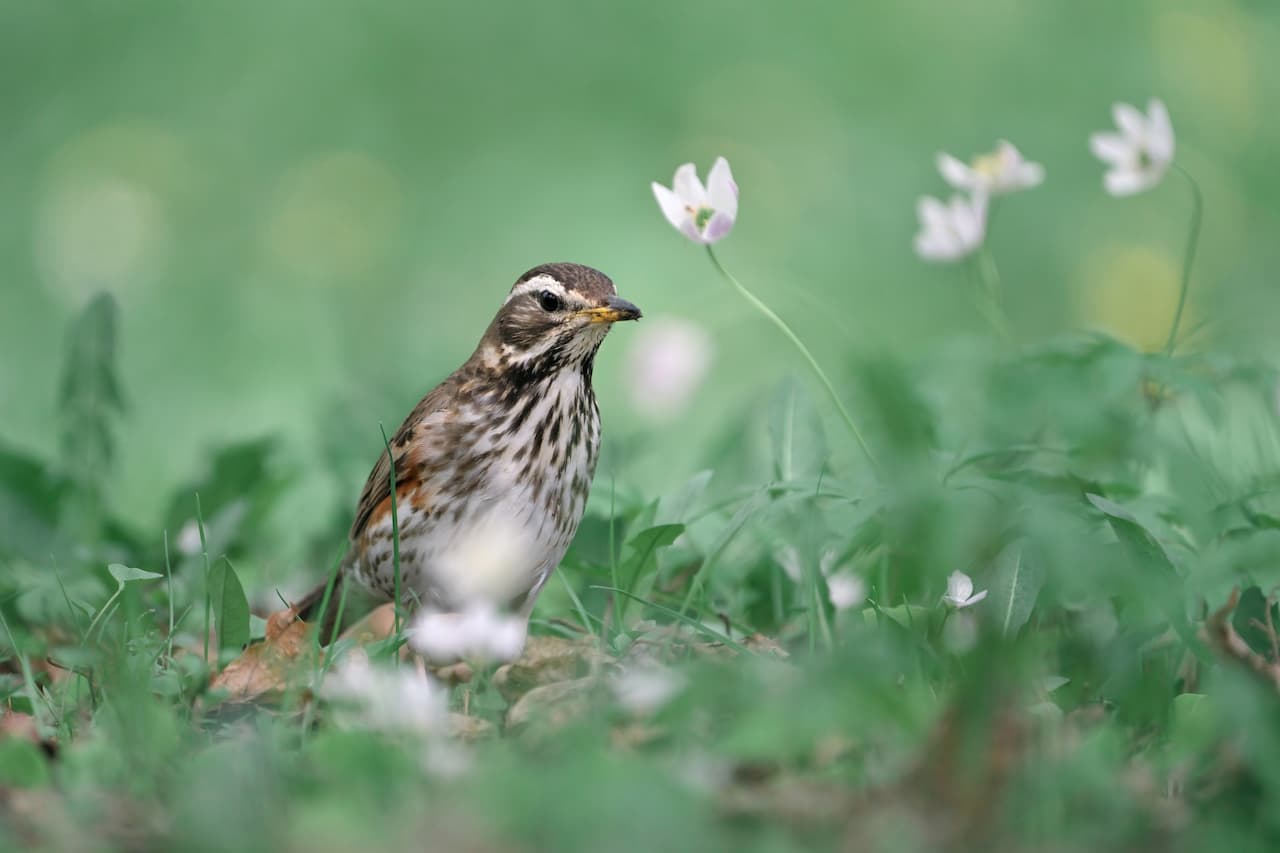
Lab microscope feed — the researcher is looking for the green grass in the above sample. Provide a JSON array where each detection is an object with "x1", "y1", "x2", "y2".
[{"x1": 4, "y1": 280, "x2": 1280, "y2": 851}]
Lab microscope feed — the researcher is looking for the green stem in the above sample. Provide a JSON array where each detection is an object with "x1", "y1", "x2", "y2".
[
  {"x1": 84, "y1": 588, "x2": 123, "y2": 644},
  {"x1": 705, "y1": 246, "x2": 878, "y2": 473},
  {"x1": 196, "y1": 494, "x2": 211, "y2": 668},
  {"x1": 1163, "y1": 164, "x2": 1203, "y2": 357},
  {"x1": 974, "y1": 247, "x2": 1013, "y2": 344}
]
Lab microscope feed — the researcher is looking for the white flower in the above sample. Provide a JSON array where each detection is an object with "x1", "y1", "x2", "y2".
[
  {"x1": 1089, "y1": 99, "x2": 1175, "y2": 196},
  {"x1": 826, "y1": 571, "x2": 866, "y2": 611},
  {"x1": 321, "y1": 649, "x2": 447, "y2": 735},
  {"x1": 176, "y1": 519, "x2": 203, "y2": 557},
  {"x1": 624, "y1": 317, "x2": 713, "y2": 422},
  {"x1": 652, "y1": 157, "x2": 738, "y2": 244},
  {"x1": 914, "y1": 192, "x2": 987, "y2": 262},
  {"x1": 611, "y1": 664, "x2": 687, "y2": 715},
  {"x1": 937, "y1": 140, "x2": 1045, "y2": 195},
  {"x1": 409, "y1": 603, "x2": 528, "y2": 665},
  {"x1": 942, "y1": 570, "x2": 988, "y2": 609}
]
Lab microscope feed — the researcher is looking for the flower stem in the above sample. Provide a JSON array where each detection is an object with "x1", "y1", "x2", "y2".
[
  {"x1": 971, "y1": 247, "x2": 1012, "y2": 344},
  {"x1": 1163, "y1": 164, "x2": 1203, "y2": 357},
  {"x1": 705, "y1": 246, "x2": 878, "y2": 472}
]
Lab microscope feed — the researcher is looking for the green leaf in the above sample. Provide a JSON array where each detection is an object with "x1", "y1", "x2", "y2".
[
  {"x1": 58, "y1": 293, "x2": 125, "y2": 539},
  {"x1": 1169, "y1": 693, "x2": 1218, "y2": 758},
  {"x1": 624, "y1": 524, "x2": 685, "y2": 562},
  {"x1": 616, "y1": 523, "x2": 685, "y2": 622},
  {"x1": 1087, "y1": 492, "x2": 1210, "y2": 663},
  {"x1": 0, "y1": 739, "x2": 51, "y2": 788},
  {"x1": 1086, "y1": 493, "x2": 1179, "y2": 570},
  {"x1": 989, "y1": 541, "x2": 1043, "y2": 638},
  {"x1": 767, "y1": 377, "x2": 828, "y2": 482},
  {"x1": 107, "y1": 563, "x2": 164, "y2": 587},
  {"x1": 865, "y1": 603, "x2": 931, "y2": 632},
  {"x1": 208, "y1": 559, "x2": 251, "y2": 652}
]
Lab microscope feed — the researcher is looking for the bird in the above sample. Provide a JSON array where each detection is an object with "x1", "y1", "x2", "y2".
[{"x1": 296, "y1": 262, "x2": 641, "y2": 640}]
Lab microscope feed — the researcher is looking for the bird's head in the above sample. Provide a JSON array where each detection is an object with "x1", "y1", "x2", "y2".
[{"x1": 481, "y1": 262, "x2": 641, "y2": 371}]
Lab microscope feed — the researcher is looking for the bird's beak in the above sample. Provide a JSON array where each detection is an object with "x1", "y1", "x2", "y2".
[{"x1": 580, "y1": 295, "x2": 643, "y2": 324}]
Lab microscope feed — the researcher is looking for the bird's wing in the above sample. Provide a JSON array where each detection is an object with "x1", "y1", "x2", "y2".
[{"x1": 349, "y1": 381, "x2": 457, "y2": 540}]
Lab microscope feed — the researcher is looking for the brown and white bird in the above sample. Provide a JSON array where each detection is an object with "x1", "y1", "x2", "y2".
[{"x1": 298, "y1": 262, "x2": 640, "y2": 635}]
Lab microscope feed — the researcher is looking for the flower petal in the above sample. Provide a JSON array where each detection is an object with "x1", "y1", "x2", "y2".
[
  {"x1": 652, "y1": 182, "x2": 688, "y2": 232},
  {"x1": 917, "y1": 195, "x2": 950, "y2": 232},
  {"x1": 1145, "y1": 98, "x2": 1175, "y2": 165},
  {"x1": 947, "y1": 571, "x2": 974, "y2": 601},
  {"x1": 1112, "y1": 102, "x2": 1147, "y2": 141},
  {"x1": 915, "y1": 231, "x2": 959, "y2": 262},
  {"x1": 950, "y1": 193, "x2": 987, "y2": 248},
  {"x1": 937, "y1": 153, "x2": 975, "y2": 190},
  {"x1": 965, "y1": 590, "x2": 989, "y2": 606},
  {"x1": 672, "y1": 163, "x2": 707, "y2": 207},
  {"x1": 701, "y1": 209, "x2": 734, "y2": 244},
  {"x1": 1103, "y1": 167, "x2": 1147, "y2": 197},
  {"x1": 1089, "y1": 132, "x2": 1131, "y2": 165},
  {"x1": 1017, "y1": 161, "x2": 1046, "y2": 188},
  {"x1": 915, "y1": 195, "x2": 971, "y2": 262},
  {"x1": 705, "y1": 157, "x2": 738, "y2": 222}
]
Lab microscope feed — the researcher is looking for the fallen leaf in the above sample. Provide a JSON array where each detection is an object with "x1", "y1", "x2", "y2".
[
  {"x1": 338, "y1": 603, "x2": 399, "y2": 646},
  {"x1": 209, "y1": 608, "x2": 317, "y2": 703},
  {"x1": 448, "y1": 713, "x2": 496, "y2": 741},
  {"x1": 0, "y1": 711, "x2": 56, "y2": 758},
  {"x1": 0, "y1": 712, "x2": 40, "y2": 745},
  {"x1": 432, "y1": 662, "x2": 474, "y2": 685}
]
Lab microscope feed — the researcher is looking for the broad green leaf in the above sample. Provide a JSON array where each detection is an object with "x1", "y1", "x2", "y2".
[
  {"x1": 989, "y1": 541, "x2": 1043, "y2": 638},
  {"x1": 1087, "y1": 492, "x2": 1209, "y2": 662},
  {"x1": 0, "y1": 739, "x2": 50, "y2": 788},
  {"x1": 1086, "y1": 493, "x2": 1179, "y2": 570},
  {"x1": 58, "y1": 293, "x2": 125, "y2": 540},
  {"x1": 1169, "y1": 693, "x2": 1218, "y2": 759},
  {"x1": 208, "y1": 559, "x2": 251, "y2": 652},
  {"x1": 767, "y1": 377, "x2": 827, "y2": 482},
  {"x1": 616, "y1": 523, "x2": 685, "y2": 622},
  {"x1": 865, "y1": 603, "x2": 931, "y2": 632},
  {"x1": 107, "y1": 563, "x2": 164, "y2": 587}
]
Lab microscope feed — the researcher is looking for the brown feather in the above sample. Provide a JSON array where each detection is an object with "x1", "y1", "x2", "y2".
[{"x1": 349, "y1": 379, "x2": 459, "y2": 540}]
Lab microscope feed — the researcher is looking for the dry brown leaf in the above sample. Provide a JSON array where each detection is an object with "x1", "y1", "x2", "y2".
[
  {"x1": 0, "y1": 710, "x2": 40, "y2": 745},
  {"x1": 741, "y1": 633, "x2": 790, "y2": 658},
  {"x1": 0, "y1": 709, "x2": 57, "y2": 758},
  {"x1": 433, "y1": 662, "x2": 474, "y2": 685},
  {"x1": 448, "y1": 713, "x2": 496, "y2": 741},
  {"x1": 610, "y1": 721, "x2": 667, "y2": 750},
  {"x1": 209, "y1": 608, "x2": 317, "y2": 703},
  {"x1": 1203, "y1": 588, "x2": 1280, "y2": 693},
  {"x1": 338, "y1": 603, "x2": 399, "y2": 646}
]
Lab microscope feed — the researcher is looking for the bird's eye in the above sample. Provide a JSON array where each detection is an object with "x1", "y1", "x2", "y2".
[{"x1": 537, "y1": 290, "x2": 563, "y2": 312}]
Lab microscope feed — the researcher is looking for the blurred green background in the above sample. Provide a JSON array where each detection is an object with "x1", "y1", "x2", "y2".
[{"x1": 2, "y1": 0, "x2": 1278, "y2": 561}]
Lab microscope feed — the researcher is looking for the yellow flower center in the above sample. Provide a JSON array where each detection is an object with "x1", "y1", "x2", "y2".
[{"x1": 972, "y1": 151, "x2": 1004, "y2": 179}]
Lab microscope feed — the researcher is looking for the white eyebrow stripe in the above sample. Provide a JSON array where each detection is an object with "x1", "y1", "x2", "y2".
[{"x1": 505, "y1": 275, "x2": 567, "y2": 305}]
